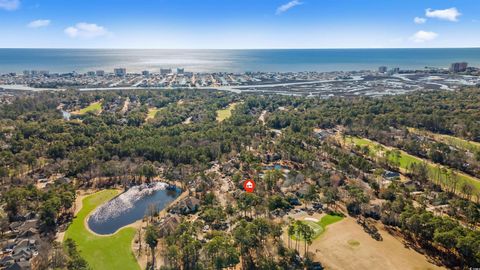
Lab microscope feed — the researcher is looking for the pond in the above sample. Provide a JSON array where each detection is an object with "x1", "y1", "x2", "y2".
[
  {"x1": 263, "y1": 164, "x2": 290, "y2": 170},
  {"x1": 87, "y1": 183, "x2": 181, "y2": 235}
]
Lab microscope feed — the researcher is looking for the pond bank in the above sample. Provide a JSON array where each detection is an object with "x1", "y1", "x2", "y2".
[
  {"x1": 59, "y1": 182, "x2": 189, "y2": 270},
  {"x1": 87, "y1": 183, "x2": 181, "y2": 235},
  {"x1": 64, "y1": 190, "x2": 140, "y2": 270}
]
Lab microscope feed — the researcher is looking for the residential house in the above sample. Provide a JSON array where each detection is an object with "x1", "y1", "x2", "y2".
[{"x1": 169, "y1": 197, "x2": 200, "y2": 215}]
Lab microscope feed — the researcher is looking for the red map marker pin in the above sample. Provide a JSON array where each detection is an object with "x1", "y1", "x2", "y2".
[{"x1": 243, "y1": 179, "x2": 255, "y2": 193}]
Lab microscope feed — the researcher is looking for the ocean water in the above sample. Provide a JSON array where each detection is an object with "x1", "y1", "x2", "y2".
[{"x1": 0, "y1": 48, "x2": 479, "y2": 73}]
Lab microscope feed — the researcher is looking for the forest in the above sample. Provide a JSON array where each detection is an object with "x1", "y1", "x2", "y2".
[{"x1": 0, "y1": 87, "x2": 479, "y2": 269}]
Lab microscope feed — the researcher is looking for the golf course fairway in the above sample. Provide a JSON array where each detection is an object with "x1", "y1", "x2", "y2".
[{"x1": 64, "y1": 190, "x2": 140, "y2": 270}]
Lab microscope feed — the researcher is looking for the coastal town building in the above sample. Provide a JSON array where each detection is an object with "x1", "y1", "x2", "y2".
[
  {"x1": 114, "y1": 68, "x2": 127, "y2": 77},
  {"x1": 450, "y1": 62, "x2": 468, "y2": 73},
  {"x1": 378, "y1": 66, "x2": 387, "y2": 73}
]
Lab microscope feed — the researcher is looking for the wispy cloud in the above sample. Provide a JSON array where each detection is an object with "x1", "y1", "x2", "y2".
[
  {"x1": 414, "y1": 17, "x2": 426, "y2": 24},
  {"x1": 0, "y1": 0, "x2": 20, "y2": 11},
  {"x1": 276, "y1": 0, "x2": 302, "y2": 15},
  {"x1": 410, "y1": 30, "x2": 438, "y2": 43},
  {"x1": 27, "y1": 19, "x2": 50, "y2": 28},
  {"x1": 64, "y1": 22, "x2": 110, "y2": 39},
  {"x1": 426, "y1": 7, "x2": 461, "y2": 22}
]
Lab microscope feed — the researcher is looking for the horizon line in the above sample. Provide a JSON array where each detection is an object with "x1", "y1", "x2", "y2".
[{"x1": 1, "y1": 47, "x2": 480, "y2": 50}]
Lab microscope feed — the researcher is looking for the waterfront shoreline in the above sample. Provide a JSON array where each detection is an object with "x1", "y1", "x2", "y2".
[{"x1": 2, "y1": 48, "x2": 480, "y2": 74}]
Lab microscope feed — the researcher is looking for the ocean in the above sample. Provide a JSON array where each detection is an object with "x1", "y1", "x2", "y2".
[{"x1": 0, "y1": 48, "x2": 479, "y2": 74}]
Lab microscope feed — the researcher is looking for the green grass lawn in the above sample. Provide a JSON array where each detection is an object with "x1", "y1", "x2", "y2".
[
  {"x1": 347, "y1": 136, "x2": 480, "y2": 196},
  {"x1": 77, "y1": 101, "x2": 102, "y2": 115},
  {"x1": 349, "y1": 137, "x2": 384, "y2": 155},
  {"x1": 350, "y1": 137, "x2": 373, "y2": 148},
  {"x1": 146, "y1": 107, "x2": 161, "y2": 120},
  {"x1": 291, "y1": 214, "x2": 344, "y2": 240},
  {"x1": 319, "y1": 214, "x2": 344, "y2": 227},
  {"x1": 409, "y1": 128, "x2": 480, "y2": 154},
  {"x1": 64, "y1": 190, "x2": 140, "y2": 270},
  {"x1": 216, "y1": 103, "x2": 238, "y2": 122},
  {"x1": 394, "y1": 151, "x2": 480, "y2": 195},
  {"x1": 389, "y1": 150, "x2": 421, "y2": 169}
]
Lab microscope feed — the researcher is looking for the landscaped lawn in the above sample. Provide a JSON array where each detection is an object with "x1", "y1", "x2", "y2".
[
  {"x1": 291, "y1": 214, "x2": 344, "y2": 240},
  {"x1": 350, "y1": 137, "x2": 373, "y2": 148},
  {"x1": 408, "y1": 127, "x2": 480, "y2": 154},
  {"x1": 349, "y1": 137, "x2": 383, "y2": 155},
  {"x1": 347, "y1": 136, "x2": 480, "y2": 196},
  {"x1": 216, "y1": 103, "x2": 238, "y2": 122},
  {"x1": 64, "y1": 190, "x2": 140, "y2": 270},
  {"x1": 146, "y1": 107, "x2": 161, "y2": 120},
  {"x1": 77, "y1": 101, "x2": 102, "y2": 115},
  {"x1": 319, "y1": 214, "x2": 344, "y2": 227},
  {"x1": 390, "y1": 151, "x2": 422, "y2": 169}
]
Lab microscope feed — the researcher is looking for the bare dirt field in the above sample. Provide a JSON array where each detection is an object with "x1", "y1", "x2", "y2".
[{"x1": 289, "y1": 216, "x2": 445, "y2": 270}]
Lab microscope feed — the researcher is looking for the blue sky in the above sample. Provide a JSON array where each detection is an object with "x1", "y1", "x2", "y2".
[{"x1": 0, "y1": 0, "x2": 479, "y2": 48}]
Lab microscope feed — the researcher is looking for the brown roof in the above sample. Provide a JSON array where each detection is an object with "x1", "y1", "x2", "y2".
[{"x1": 158, "y1": 215, "x2": 181, "y2": 237}]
